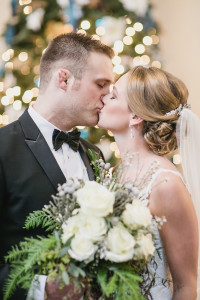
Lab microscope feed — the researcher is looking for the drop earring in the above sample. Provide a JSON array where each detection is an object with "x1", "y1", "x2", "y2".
[
  {"x1": 129, "y1": 125, "x2": 134, "y2": 139},
  {"x1": 129, "y1": 115, "x2": 134, "y2": 139}
]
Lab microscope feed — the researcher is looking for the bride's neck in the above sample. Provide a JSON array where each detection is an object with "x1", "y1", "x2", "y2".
[{"x1": 113, "y1": 131, "x2": 152, "y2": 158}]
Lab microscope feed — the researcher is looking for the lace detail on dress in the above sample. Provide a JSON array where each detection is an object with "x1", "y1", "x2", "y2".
[{"x1": 140, "y1": 169, "x2": 184, "y2": 300}]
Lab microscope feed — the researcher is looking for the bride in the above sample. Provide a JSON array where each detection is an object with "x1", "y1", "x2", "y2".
[{"x1": 98, "y1": 66, "x2": 199, "y2": 300}]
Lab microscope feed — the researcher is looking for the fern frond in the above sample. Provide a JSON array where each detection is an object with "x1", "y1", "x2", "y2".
[
  {"x1": 24, "y1": 210, "x2": 56, "y2": 232},
  {"x1": 3, "y1": 264, "x2": 27, "y2": 300}
]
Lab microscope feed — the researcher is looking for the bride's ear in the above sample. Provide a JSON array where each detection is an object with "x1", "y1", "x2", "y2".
[
  {"x1": 129, "y1": 113, "x2": 143, "y2": 126},
  {"x1": 57, "y1": 69, "x2": 71, "y2": 91}
]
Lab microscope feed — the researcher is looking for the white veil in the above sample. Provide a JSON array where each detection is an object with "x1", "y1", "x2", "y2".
[{"x1": 176, "y1": 108, "x2": 200, "y2": 299}]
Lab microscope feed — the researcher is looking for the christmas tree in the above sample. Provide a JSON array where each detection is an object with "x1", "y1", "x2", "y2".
[{"x1": 0, "y1": 0, "x2": 160, "y2": 164}]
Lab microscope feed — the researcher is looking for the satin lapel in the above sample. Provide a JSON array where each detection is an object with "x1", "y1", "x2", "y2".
[
  {"x1": 78, "y1": 140, "x2": 94, "y2": 181},
  {"x1": 19, "y1": 110, "x2": 66, "y2": 191}
]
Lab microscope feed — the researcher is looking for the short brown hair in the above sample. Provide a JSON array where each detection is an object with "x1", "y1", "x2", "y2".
[
  {"x1": 39, "y1": 32, "x2": 114, "y2": 91},
  {"x1": 127, "y1": 66, "x2": 188, "y2": 155}
]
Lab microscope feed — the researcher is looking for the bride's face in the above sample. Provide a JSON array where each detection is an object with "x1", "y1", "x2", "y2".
[{"x1": 98, "y1": 72, "x2": 130, "y2": 133}]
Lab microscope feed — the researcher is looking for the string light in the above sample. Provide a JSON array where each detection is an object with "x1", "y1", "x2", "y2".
[
  {"x1": 135, "y1": 44, "x2": 145, "y2": 54},
  {"x1": 2, "y1": 114, "x2": 9, "y2": 125},
  {"x1": 6, "y1": 88, "x2": 14, "y2": 97},
  {"x1": 133, "y1": 22, "x2": 143, "y2": 32},
  {"x1": 96, "y1": 27, "x2": 105, "y2": 36},
  {"x1": 152, "y1": 61, "x2": 161, "y2": 68},
  {"x1": 113, "y1": 65, "x2": 124, "y2": 74},
  {"x1": 112, "y1": 56, "x2": 121, "y2": 65},
  {"x1": 80, "y1": 20, "x2": 91, "y2": 30},
  {"x1": 19, "y1": 0, "x2": 32, "y2": 5},
  {"x1": 125, "y1": 27, "x2": 135, "y2": 36},
  {"x1": 92, "y1": 34, "x2": 100, "y2": 40},
  {"x1": 126, "y1": 17, "x2": 132, "y2": 25},
  {"x1": 5, "y1": 62, "x2": 13, "y2": 70},
  {"x1": 23, "y1": 6, "x2": 32, "y2": 15},
  {"x1": 9, "y1": 97, "x2": 14, "y2": 104},
  {"x1": 115, "y1": 149, "x2": 121, "y2": 158},
  {"x1": 108, "y1": 130, "x2": 113, "y2": 136},
  {"x1": 31, "y1": 87, "x2": 39, "y2": 97},
  {"x1": 173, "y1": 154, "x2": 181, "y2": 165},
  {"x1": 22, "y1": 90, "x2": 34, "y2": 103},
  {"x1": 18, "y1": 52, "x2": 28, "y2": 62},
  {"x1": 13, "y1": 86, "x2": 21, "y2": 96},
  {"x1": 151, "y1": 35, "x2": 159, "y2": 44},
  {"x1": 77, "y1": 29, "x2": 86, "y2": 35},
  {"x1": 143, "y1": 36, "x2": 152, "y2": 46},
  {"x1": 1, "y1": 96, "x2": 10, "y2": 106},
  {"x1": 113, "y1": 40, "x2": 124, "y2": 53},
  {"x1": 123, "y1": 36, "x2": 133, "y2": 45},
  {"x1": 33, "y1": 65, "x2": 40, "y2": 74},
  {"x1": 2, "y1": 51, "x2": 10, "y2": 62},
  {"x1": 133, "y1": 56, "x2": 142, "y2": 66},
  {"x1": 110, "y1": 142, "x2": 118, "y2": 151},
  {"x1": 13, "y1": 100, "x2": 22, "y2": 111},
  {"x1": 141, "y1": 55, "x2": 150, "y2": 65}
]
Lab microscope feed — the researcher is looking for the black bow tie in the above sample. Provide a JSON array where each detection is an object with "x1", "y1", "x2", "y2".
[{"x1": 52, "y1": 128, "x2": 81, "y2": 152}]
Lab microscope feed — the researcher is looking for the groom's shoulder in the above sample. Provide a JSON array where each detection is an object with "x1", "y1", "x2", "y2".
[
  {"x1": 80, "y1": 138, "x2": 101, "y2": 153},
  {"x1": 0, "y1": 119, "x2": 20, "y2": 136}
]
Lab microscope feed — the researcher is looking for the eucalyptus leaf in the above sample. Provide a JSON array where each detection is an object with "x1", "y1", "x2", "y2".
[{"x1": 62, "y1": 270, "x2": 69, "y2": 285}]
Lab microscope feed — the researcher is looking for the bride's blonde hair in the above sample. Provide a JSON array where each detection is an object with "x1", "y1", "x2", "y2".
[{"x1": 127, "y1": 66, "x2": 188, "y2": 155}]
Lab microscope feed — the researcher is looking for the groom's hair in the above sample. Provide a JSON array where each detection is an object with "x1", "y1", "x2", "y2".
[{"x1": 39, "y1": 32, "x2": 114, "y2": 92}]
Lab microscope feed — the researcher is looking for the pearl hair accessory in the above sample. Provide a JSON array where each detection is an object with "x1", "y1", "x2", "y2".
[{"x1": 165, "y1": 103, "x2": 191, "y2": 116}]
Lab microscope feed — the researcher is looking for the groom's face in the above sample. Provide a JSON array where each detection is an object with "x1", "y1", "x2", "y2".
[{"x1": 66, "y1": 52, "x2": 114, "y2": 127}]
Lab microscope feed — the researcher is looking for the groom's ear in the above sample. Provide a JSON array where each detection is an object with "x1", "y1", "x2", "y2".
[
  {"x1": 57, "y1": 69, "x2": 71, "y2": 91},
  {"x1": 129, "y1": 113, "x2": 143, "y2": 126}
]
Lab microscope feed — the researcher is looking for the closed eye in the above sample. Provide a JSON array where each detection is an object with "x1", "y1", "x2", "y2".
[{"x1": 97, "y1": 84, "x2": 105, "y2": 89}]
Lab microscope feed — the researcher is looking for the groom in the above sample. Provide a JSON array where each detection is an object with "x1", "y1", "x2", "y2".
[{"x1": 0, "y1": 32, "x2": 114, "y2": 299}]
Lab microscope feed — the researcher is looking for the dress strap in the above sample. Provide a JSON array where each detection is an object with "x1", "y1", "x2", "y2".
[{"x1": 145, "y1": 168, "x2": 185, "y2": 200}]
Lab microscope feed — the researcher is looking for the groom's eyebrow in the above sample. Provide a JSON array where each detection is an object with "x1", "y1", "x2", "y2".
[{"x1": 96, "y1": 78, "x2": 113, "y2": 84}]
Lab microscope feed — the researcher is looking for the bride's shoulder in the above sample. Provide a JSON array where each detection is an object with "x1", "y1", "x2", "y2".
[{"x1": 149, "y1": 159, "x2": 190, "y2": 216}]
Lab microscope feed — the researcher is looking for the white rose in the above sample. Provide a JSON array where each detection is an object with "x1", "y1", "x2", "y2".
[
  {"x1": 78, "y1": 214, "x2": 107, "y2": 242},
  {"x1": 134, "y1": 234, "x2": 155, "y2": 260},
  {"x1": 68, "y1": 235, "x2": 97, "y2": 262},
  {"x1": 76, "y1": 181, "x2": 115, "y2": 217},
  {"x1": 105, "y1": 224, "x2": 135, "y2": 262},
  {"x1": 122, "y1": 201, "x2": 152, "y2": 230},
  {"x1": 61, "y1": 214, "x2": 82, "y2": 244}
]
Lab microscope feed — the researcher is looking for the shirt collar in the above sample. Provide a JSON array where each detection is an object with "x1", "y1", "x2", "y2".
[{"x1": 28, "y1": 105, "x2": 59, "y2": 150}]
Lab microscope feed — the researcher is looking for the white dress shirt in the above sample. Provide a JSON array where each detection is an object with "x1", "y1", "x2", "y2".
[
  {"x1": 28, "y1": 105, "x2": 89, "y2": 181},
  {"x1": 27, "y1": 105, "x2": 89, "y2": 300}
]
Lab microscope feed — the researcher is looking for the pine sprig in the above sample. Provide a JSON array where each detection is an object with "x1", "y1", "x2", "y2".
[{"x1": 24, "y1": 210, "x2": 56, "y2": 232}]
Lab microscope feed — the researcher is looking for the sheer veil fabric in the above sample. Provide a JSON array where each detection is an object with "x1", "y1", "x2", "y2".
[{"x1": 176, "y1": 108, "x2": 200, "y2": 299}]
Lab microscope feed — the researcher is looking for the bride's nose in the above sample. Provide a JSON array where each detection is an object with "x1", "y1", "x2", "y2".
[{"x1": 101, "y1": 94, "x2": 109, "y2": 104}]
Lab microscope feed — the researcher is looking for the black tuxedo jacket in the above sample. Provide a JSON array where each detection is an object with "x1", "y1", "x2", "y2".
[{"x1": 0, "y1": 110, "x2": 101, "y2": 299}]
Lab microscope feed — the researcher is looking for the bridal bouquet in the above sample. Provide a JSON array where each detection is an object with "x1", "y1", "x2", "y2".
[{"x1": 4, "y1": 151, "x2": 165, "y2": 300}]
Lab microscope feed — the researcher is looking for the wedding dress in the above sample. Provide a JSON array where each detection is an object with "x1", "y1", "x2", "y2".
[{"x1": 140, "y1": 168, "x2": 185, "y2": 300}]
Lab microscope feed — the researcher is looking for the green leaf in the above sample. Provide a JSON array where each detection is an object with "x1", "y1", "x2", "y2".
[
  {"x1": 68, "y1": 263, "x2": 86, "y2": 278},
  {"x1": 62, "y1": 270, "x2": 69, "y2": 285}
]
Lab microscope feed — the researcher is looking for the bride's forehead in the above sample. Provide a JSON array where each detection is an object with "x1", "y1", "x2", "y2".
[{"x1": 115, "y1": 73, "x2": 129, "y2": 89}]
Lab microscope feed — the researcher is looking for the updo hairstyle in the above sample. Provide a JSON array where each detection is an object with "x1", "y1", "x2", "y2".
[{"x1": 127, "y1": 66, "x2": 189, "y2": 155}]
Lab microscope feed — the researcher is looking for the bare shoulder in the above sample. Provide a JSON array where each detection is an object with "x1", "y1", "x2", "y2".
[{"x1": 149, "y1": 170, "x2": 192, "y2": 218}]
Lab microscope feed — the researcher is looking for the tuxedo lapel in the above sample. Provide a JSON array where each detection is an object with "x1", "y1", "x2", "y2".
[
  {"x1": 19, "y1": 110, "x2": 66, "y2": 191},
  {"x1": 79, "y1": 139, "x2": 95, "y2": 181}
]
